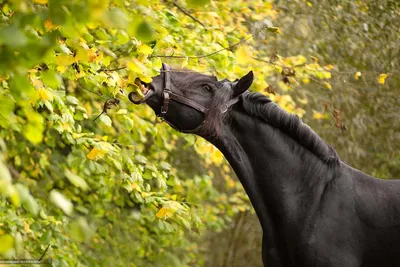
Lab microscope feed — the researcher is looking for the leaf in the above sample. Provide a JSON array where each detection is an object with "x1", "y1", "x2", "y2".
[
  {"x1": 181, "y1": 57, "x2": 188, "y2": 69},
  {"x1": 210, "y1": 150, "x2": 224, "y2": 165},
  {"x1": 137, "y1": 44, "x2": 153, "y2": 55},
  {"x1": 87, "y1": 147, "x2": 107, "y2": 160},
  {"x1": 0, "y1": 160, "x2": 12, "y2": 182},
  {"x1": 0, "y1": 234, "x2": 14, "y2": 254},
  {"x1": 99, "y1": 114, "x2": 112, "y2": 127},
  {"x1": 235, "y1": 45, "x2": 252, "y2": 65},
  {"x1": 267, "y1": 26, "x2": 281, "y2": 33},
  {"x1": 50, "y1": 190, "x2": 73, "y2": 215},
  {"x1": 156, "y1": 201, "x2": 184, "y2": 219},
  {"x1": 66, "y1": 96, "x2": 79, "y2": 105},
  {"x1": 378, "y1": 73, "x2": 389, "y2": 84},
  {"x1": 56, "y1": 54, "x2": 75, "y2": 66},
  {"x1": 37, "y1": 88, "x2": 53, "y2": 101},
  {"x1": 0, "y1": 25, "x2": 27, "y2": 47},
  {"x1": 313, "y1": 111, "x2": 327, "y2": 120},
  {"x1": 40, "y1": 230, "x2": 52, "y2": 244},
  {"x1": 136, "y1": 21, "x2": 155, "y2": 42},
  {"x1": 15, "y1": 184, "x2": 38, "y2": 215},
  {"x1": 323, "y1": 82, "x2": 332, "y2": 90},
  {"x1": 69, "y1": 217, "x2": 94, "y2": 243},
  {"x1": 34, "y1": 0, "x2": 48, "y2": 4},
  {"x1": 187, "y1": 0, "x2": 210, "y2": 7},
  {"x1": 42, "y1": 70, "x2": 62, "y2": 89},
  {"x1": 24, "y1": 124, "x2": 44, "y2": 145},
  {"x1": 65, "y1": 170, "x2": 89, "y2": 191}
]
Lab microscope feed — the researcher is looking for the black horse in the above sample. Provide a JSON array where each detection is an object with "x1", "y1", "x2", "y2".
[{"x1": 129, "y1": 64, "x2": 400, "y2": 267}]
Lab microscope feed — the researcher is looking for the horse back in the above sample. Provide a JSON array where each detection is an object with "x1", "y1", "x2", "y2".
[{"x1": 352, "y1": 167, "x2": 400, "y2": 229}]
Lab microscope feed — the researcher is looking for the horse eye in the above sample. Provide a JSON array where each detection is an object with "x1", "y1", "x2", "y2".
[{"x1": 203, "y1": 84, "x2": 213, "y2": 93}]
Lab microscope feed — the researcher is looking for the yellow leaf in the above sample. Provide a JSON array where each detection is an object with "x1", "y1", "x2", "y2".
[
  {"x1": 127, "y1": 59, "x2": 145, "y2": 74},
  {"x1": 75, "y1": 47, "x2": 90, "y2": 63},
  {"x1": 313, "y1": 111, "x2": 326, "y2": 120},
  {"x1": 323, "y1": 82, "x2": 332, "y2": 90},
  {"x1": 56, "y1": 54, "x2": 75, "y2": 66},
  {"x1": 181, "y1": 56, "x2": 188, "y2": 69},
  {"x1": 87, "y1": 148, "x2": 107, "y2": 160},
  {"x1": 37, "y1": 88, "x2": 53, "y2": 101},
  {"x1": 354, "y1": 71, "x2": 362, "y2": 80},
  {"x1": 137, "y1": 43, "x2": 153, "y2": 55},
  {"x1": 210, "y1": 149, "x2": 224, "y2": 165},
  {"x1": 34, "y1": 0, "x2": 48, "y2": 4},
  {"x1": 131, "y1": 182, "x2": 141, "y2": 192},
  {"x1": 235, "y1": 45, "x2": 252, "y2": 64},
  {"x1": 325, "y1": 64, "x2": 335, "y2": 70},
  {"x1": 156, "y1": 207, "x2": 174, "y2": 219},
  {"x1": 378, "y1": 73, "x2": 389, "y2": 84},
  {"x1": 57, "y1": 66, "x2": 67, "y2": 73}
]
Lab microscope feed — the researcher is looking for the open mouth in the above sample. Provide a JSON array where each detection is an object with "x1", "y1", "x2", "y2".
[{"x1": 128, "y1": 78, "x2": 154, "y2": 104}]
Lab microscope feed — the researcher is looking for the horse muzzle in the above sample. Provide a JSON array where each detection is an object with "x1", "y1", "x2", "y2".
[{"x1": 128, "y1": 78, "x2": 155, "y2": 105}]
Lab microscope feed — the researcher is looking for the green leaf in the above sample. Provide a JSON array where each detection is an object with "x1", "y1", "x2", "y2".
[
  {"x1": 0, "y1": 234, "x2": 14, "y2": 254},
  {"x1": 50, "y1": 190, "x2": 73, "y2": 215},
  {"x1": 99, "y1": 114, "x2": 112, "y2": 127},
  {"x1": 136, "y1": 21, "x2": 155, "y2": 42},
  {"x1": 105, "y1": 8, "x2": 129, "y2": 29},
  {"x1": 65, "y1": 170, "x2": 89, "y2": 191},
  {"x1": 15, "y1": 184, "x2": 38, "y2": 215},
  {"x1": 187, "y1": 0, "x2": 210, "y2": 7},
  {"x1": 10, "y1": 75, "x2": 35, "y2": 102},
  {"x1": 42, "y1": 70, "x2": 62, "y2": 89},
  {"x1": 66, "y1": 96, "x2": 79, "y2": 105},
  {"x1": 40, "y1": 230, "x2": 52, "y2": 244},
  {"x1": 24, "y1": 124, "x2": 44, "y2": 144},
  {"x1": 0, "y1": 25, "x2": 27, "y2": 47},
  {"x1": 69, "y1": 217, "x2": 94, "y2": 243}
]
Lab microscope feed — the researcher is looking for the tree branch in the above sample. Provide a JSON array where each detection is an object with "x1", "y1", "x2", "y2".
[
  {"x1": 149, "y1": 34, "x2": 253, "y2": 59},
  {"x1": 172, "y1": 1, "x2": 205, "y2": 27}
]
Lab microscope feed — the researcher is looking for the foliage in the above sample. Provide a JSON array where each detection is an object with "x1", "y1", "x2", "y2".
[
  {"x1": 267, "y1": 0, "x2": 400, "y2": 178},
  {"x1": 0, "y1": 0, "x2": 333, "y2": 266}
]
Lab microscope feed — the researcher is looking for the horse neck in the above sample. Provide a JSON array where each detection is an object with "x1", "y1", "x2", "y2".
[{"x1": 204, "y1": 109, "x2": 333, "y2": 228}]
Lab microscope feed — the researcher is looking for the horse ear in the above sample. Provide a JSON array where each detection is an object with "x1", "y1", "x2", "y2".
[{"x1": 233, "y1": 71, "x2": 253, "y2": 97}]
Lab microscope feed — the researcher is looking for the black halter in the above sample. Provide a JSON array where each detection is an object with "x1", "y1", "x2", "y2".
[
  {"x1": 159, "y1": 63, "x2": 242, "y2": 133},
  {"x1": 129, "y1": 63, "x2": 241, "y2": 133},
  {"x1": 160, "y1": 63, "x2": 209, "y2": 118}
]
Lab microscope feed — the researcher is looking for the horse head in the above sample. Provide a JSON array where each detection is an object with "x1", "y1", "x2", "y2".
[{"x1": 129, "y1": 63, "x2": 253, "y2": 135}]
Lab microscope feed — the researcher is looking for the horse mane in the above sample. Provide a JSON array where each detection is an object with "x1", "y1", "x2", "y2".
[{"x1": 241, "y1": 92, "x2": 339, "y2": 165}]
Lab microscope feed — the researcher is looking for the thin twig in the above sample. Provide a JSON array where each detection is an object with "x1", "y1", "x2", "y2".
[
  {"x1": 149, "y1": 34, "x2": 254, "y2": 59},
  {"x1": 77, "y1": 84, "x2": 104, "y2": 98},
  {"x1": 98, "y1": 67, "x2": 127, "y2": 73},
  {"x1": 172, "y1": 1, "x2": 205, "y2": 27}
]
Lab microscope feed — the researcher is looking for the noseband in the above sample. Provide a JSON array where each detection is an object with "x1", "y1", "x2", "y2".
[{"x1": 160, "y1": 63, "x2": 209, "y2": 118}]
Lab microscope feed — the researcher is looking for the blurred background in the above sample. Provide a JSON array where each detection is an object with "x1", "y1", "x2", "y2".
[{"x1": 0, "y1": 0, "x2": 398, "y2": 266}]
